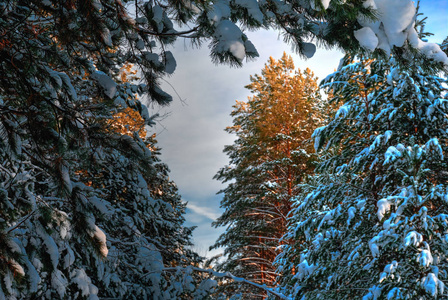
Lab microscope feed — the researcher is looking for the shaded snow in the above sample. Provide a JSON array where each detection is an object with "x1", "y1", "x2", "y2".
[
  {"x1": 91, "y1": 71, "x2": 117, "y2": 99},
  {"x1": 422, "y1": 273, "x2": 445, "y2": 297},
  {"x1": 418, "y1": 242, "x2": 433, "y2": 268},
  {"x1": 52, "y1": 270, "x2": 68, "y2": 298},
  {"x1": 71, "y1": 269, "x2": 99, "y2": 299},
  {"x1": 36, "y1": 224, "x2": 59, "y2": 269},
  {"x1": 234, "y1": 0, "x2": 263, "y2": 23},
  {"x1": 214, "y1": 20, "x2": 246, "y2": 62},
  {"x1": 354, "y1": 27, "x2": 378, "y2": 51},
  {"x1": 164, "y1": 51, "x2": 177, "y2": 74},
  {"x1": 302, "y1": 42, "x2": 317, "y2": 58}
]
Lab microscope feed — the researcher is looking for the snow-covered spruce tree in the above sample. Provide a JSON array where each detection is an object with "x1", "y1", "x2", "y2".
[
  {"x1": 72, "y1": 107, "x2": 206, "y2": 299},
  {"x1": 0, "y1": 2, "x2": 205, "y2": 299},
  {"x1": 276, "y1": 52, "x2": 448, "y2": 299},
  {"x1": 211, "y1": 53, "x2": 323, "y2": 299}
]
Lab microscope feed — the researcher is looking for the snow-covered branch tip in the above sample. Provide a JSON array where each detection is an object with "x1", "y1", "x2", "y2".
[{"x1": 162, "y1": 266, "x2": 291, "y2": 299}]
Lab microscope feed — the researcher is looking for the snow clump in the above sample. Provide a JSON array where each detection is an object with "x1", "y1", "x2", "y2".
[{"x1": 356, "y1": 0, "x2": 448, "y2": 65}]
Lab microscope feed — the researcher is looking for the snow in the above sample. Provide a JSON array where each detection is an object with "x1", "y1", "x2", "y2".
[
  {"x1": 376, "y1": 198, "x2": 391, "y2": 220},
  {"x1": 354, "y1": 27, "x2": 378, "y2": 52},
  {"x1": 383, "y1": 260, "x2": 398, "y2": 274},
  {"x1": 101, "y1": 28, "x2": 113, "y2": 47},
  {"x1": 383, "y1": 145, "x2": 402, "y2": 164},
  {"x1": 387, "y1": 287, "x2": 401, "y2": 299},
  {"x1": 92, "y1": 0, "x2": 102, "y2": 11},
  {"x1": 24, "y1": 257, "x2": 41, "y2": 293},
  {"x1": 383, "y1": 130, "x2": 392, "y2": 143},
  {"x1": 295, "y1": 259, "x2": 316, "y2": 281},
  {"x1": 214, "y1": 20, "x2": 246, "y2": 62},
  {"x1": 244, "y1": 40, "x2": 258, "y2": 56},
  {"x1": 71, "y1": 269, "x2": 99, "y2": 299},
  {"x1": 335, "y1": 103, "x2": 350, "y2": 119},
  {"x1": 144, "y1": 52, "x2": 160, "y2": 66},
  {"x1": 302, "y1": 43, "x2": 316, "y2": 59},
  {"x1": 312, "y1": 126, "x2": 326, "y2": 151},
  {"x1": 3, "y1": 272, "x2": 14, "y2": 296},
  {"x1": 137, "y1": 173, "x2": 148, "y2": 189},
  {"x1": 418, "y1": 42, "x2": 448, "y2": 65},
  {"x1": 382, "y1": 212, "x2": 396, "y2": 230},
  {"x1": 417, "y1": 242, "x2": 433, "y2": 267},
  {"x1": 426, "y1": 137, "x2": 443, "y2": 159},
  {"x1": 45, "y1": 67, "x2": 63, "y2": 87},
  {"x1": 59, "y1": 72, "x2": 78, "y2": 101},
  {"x1": 369, "y1": 236, "x2": 380, "y2": 257},
  {"x1": 64, "y1": 244, "x2": 75, "y2": 268},
  {"x1": 152, "y1": 5, "x2": 164, "y2": 25},
  {"x1": 164, "y1": 51, "x2": 177, "y2": 74},
  {"x1": 363, "y1": 285, "x2": 382, "y2": 300},
  {"x1": 7, "y1": 239, "x2": 21, "y2": 253},
  {"x1": 93, "y1": 225, "x2": 108, "y2": 257},
  {"x1": 321, "y1": 0, "x2": 331, "y2": 9},
  {"x1": 422, "y1": 273, "x2": 445, "y2": 297},
  {"x1": 32, "y1": 258, "x2": 43, "y2": 271},
  {"x1": 374, "y1": 0, "x2": 414, "y2": 47},
  {"x1": 10, "y1": 260, "x2": 24, "y2": 277},
  {"x1": 234, "y1": 0, "x2": 263, "y2": 23},
  {"x1": 347, "y1": 206, "x2": 356, "y2": 225},
  {"x1": 136, "y1": 39, "x2": 145, "y2": 50},
  {"x1": 51, "y1": 270, "x2": 67, "y2": 298},
  {"x1": 386, "y1": 67, "x2": 400, "y2": 85},
  {"x1": 91, "y1": 71, "x2": 117, "y2": 99},
  {"x1": 86, "y1": 216, "x2": 108, "y2": 257},
  {"x1": 135, "y1": 243, "x2": 164, "y2": 273},
  {"x1": 404, "y1": 231, "x2": 423, "y2": 247},
  {"x1": 311, "y1": 0, "x2": 331, "y2": 10},
  {"x1": 357, "y1": 0, "x2": 448, "y2": 65},
  {"x1": 36, "y1": 223, "x2": 60, "y2": 269},
  {"x1": 89, "y1": 196, "x2": 110, "y2": 214},
  {"x1": 207, "y1": 0, "x2": 231, "y2": 24}
]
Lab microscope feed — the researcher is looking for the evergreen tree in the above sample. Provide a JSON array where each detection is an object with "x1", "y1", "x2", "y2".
[
  {"x1": 277, "y1": 51, "x2": 448, "y2": 299},
  {"x1": 212, "y1": 53, "x2": 322, "y2": 298},
  {"x1": 0, "y1": 2, "x2": 204, "y2": 298}
]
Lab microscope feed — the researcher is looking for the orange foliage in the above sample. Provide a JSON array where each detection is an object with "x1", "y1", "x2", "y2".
[{"x1": 109, "y1": 107, "x2": 147, "y2": 140}]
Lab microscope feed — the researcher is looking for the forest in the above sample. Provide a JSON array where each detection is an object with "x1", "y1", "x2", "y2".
[{"x1": 0, "y1": 0, "x2": 447, "y2": 299}]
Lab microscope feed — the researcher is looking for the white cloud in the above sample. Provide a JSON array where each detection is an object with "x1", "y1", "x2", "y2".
[{"x1": 187, "y1": 202, "x2": 222, "y2": 221}]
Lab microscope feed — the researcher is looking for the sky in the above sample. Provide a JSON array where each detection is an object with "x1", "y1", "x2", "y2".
[{"x1": 153, "y1": 0, "x2": 447, "y2": 258}]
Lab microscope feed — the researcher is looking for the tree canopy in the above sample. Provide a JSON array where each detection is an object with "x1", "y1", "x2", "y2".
[{"x1": 211, "y1": 52, "x2": 323, "y2": 298}]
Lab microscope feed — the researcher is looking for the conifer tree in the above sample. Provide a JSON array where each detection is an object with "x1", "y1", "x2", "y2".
[
  {"x1": 212, "y1": 53, "x2": 323, "y2": 298},
  {"x1": 0, "y1": 2, "x2": 203, "y2": 298},
  {"x1": 277, "y1": 50, "x2": 448, "y2": 299}
]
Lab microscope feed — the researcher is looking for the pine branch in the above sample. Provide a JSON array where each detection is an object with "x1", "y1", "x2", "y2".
[{"x1": 159, "y1": 266, "x2": 291, "y2": 300}]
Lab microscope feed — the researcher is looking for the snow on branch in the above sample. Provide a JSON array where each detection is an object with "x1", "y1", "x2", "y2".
[{"x1": 161, "y1": 266, "x2": 291, "y2": 299}]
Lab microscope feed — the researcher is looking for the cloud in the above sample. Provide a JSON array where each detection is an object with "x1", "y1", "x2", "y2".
[{"x1": 187, "y1": 202, "x2": 222, "y2": 221}]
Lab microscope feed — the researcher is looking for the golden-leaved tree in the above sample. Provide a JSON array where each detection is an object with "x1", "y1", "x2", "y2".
[{"x1": 211, "y1": 52, "x2": 324, "y2": 299}]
